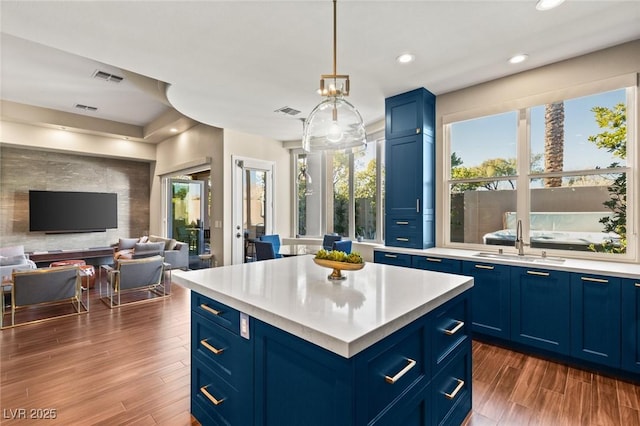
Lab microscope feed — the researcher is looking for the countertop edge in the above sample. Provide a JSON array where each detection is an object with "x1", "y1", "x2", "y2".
[
  {"x1": 374, "y1": 246, "x2": 640, "y2": 279},
  {"x1": 173, "y1": 272, "x2": 473, "y2": 358}
]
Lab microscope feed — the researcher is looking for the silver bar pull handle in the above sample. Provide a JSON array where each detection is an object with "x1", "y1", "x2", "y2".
[
  {"x1": 426, "y1": 257, "x2": 442, "y2": 263},
  {"x1": 581, "y1": 277, "x2": 608, "y2": 284},
  {"x1": 527, "y1": 270, "x2": 550, "y2": 277}
]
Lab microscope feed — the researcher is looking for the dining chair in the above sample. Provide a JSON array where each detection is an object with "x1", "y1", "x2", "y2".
[
  {"x1": 332, "y1": 240, "x2": 352, "y2": 254},
  {"x1": 255, "y1": 241, "x2": 276, "y2": 261},
  {"x1": 322, "y1": 234, "x2": 342, "y2": 251},
  {"x1": 259, "y1": 234, "x2": 282, "y2": 258}
]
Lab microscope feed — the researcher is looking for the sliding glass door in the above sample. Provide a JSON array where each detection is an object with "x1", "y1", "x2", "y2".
[{"x1": 167, "y1": 178, "x2": 205, "y2": 256}]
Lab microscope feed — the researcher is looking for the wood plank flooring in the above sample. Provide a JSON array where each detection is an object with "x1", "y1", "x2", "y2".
[
  {"x1": 2, "y1": 281, "x2": 639, "y2": 425},
  {"x1": 465, "y1": 341, "x2": 640, "y2": 425}
]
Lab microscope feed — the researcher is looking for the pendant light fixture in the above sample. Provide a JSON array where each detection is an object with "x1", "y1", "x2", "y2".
[{"x1": 302, "y1": 0, "x2": 366, "y2": 152}]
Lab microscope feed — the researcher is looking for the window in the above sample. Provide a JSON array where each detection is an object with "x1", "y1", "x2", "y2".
[
  {"x1": 292, "y1": 136, "x2": 384, "y2": 242},
  {"x1": 446, "y1": 87, "x2": 633, "y2": 258}
]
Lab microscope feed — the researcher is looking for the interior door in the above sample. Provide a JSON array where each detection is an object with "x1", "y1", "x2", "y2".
[
  {"x1": 232, "y1": 157, "x2": 274, "y2": 264},
  {"x1": 168, "y1": 178, "x2": 205, "y2": 257}
]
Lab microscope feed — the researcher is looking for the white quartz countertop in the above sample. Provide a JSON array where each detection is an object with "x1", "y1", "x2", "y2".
[
  {"x1": 374, "y1": 246, "x2": 640, "y2": 279},
  {"x1": 173, "y1": 256, "x2": 473, "y2": 358}
]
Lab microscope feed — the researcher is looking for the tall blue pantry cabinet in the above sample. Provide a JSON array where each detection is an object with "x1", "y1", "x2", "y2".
[{"x1": 384, "y1": 88, "x2": 436, "y2": 249}]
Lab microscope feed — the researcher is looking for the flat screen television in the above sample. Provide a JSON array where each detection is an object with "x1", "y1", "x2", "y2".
[{"x1": 29, "y1": 190, "x2": 118, "y2": 233}]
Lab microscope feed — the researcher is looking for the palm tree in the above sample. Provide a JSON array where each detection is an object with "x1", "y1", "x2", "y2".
[{"x1": 544, "y1": 102, "x2": 564, "y2": 187}]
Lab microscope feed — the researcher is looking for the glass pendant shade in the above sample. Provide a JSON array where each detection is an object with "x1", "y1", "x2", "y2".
[{"x1": 302, "y1": 96, "x2": 366, "y2": 152}]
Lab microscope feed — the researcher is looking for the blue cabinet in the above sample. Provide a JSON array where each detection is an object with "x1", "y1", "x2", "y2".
[
  {"x1": 622, "y1": 278, "x2": 640, "y2": 373},
  {"x1": 412, "y1": 256, "x2": 462, "y2": 274},
  {"x1": 462, "y1": 261, "x2": 511, "y2": 339},
  {"x1": 191, "y1": 293, "x2": 253, "y2": 426},
  {"x1": 191, "y1": 290, "x2": 472, "y2": 425},
  {"x1": 384, "y1": 88, "x2": 435, "y2": 249},
  {"x1": 374, "y1": 250, "x2": 412, "y2": 267},
  {"x1": 511, "y1": 267, "x2": 571, "y2": 355},
  {"x1": 570, "y1": 273, "x2": 621, "y2": 367}
]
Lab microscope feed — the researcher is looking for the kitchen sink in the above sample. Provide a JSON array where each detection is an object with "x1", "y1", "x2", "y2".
[{"x1": 473, "y1": 252, "x2": 565, "y2": 264}]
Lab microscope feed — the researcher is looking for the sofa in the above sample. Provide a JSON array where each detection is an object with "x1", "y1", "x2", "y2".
[
  {"x1": 114, "y1": 235, "x2": 189, "y2": 270},
  {"x1": 1, "y1": 245, "x2": 37, "y2": 282}
]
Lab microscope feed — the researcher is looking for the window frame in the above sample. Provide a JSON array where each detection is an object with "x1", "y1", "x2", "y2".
[
  {"x1": 442, "y1": 85, "x2": 637, "y2": 262},
  {"x1": 291, "y1": 135, "x2": 385, "y2": 243}
]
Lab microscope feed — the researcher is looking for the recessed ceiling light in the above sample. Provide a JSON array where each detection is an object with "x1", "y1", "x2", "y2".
[
  {"x1": 536, "y1": 0, "x2": 565, "y2": 11},
  {"x1": 170, "y1": 128, "x2": 178, "y2": 133},
  {"x1": 508, "y1": 54, "x2": 529, "y2": 64},
  {"x1": 396, "y1": 53, "x2": 415, "y2": 64}
]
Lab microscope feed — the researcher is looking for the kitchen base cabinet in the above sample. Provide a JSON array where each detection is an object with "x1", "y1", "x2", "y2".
[
  {"x1": 571, "y1": 273, "x2": 621, "y2": 367},
  {"x1": 511, "y1": 267, "x2": 571, "y2": 355},
  {"x1": 374, "y1": 250, "x2": 412, "y2": 267},
  {"x1": 462, "y1": 261, "x2": 511, "y2": 339},
  {"x1": 412, "y1": 256, "x2": 462, "y2": 274},
  {"x1": 622, "y1": 278, "x2": 640, "y2": 373},
  {"x1": 191, "y1": 291, "x2": 472, "y2": 425}
]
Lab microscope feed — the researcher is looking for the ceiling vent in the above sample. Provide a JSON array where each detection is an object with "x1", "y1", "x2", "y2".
[
  {"x1": 74, "y1": 104, "x2": 98, "y2": 112},
  {"x1": 274, "y1": 106, "x2": 301, "y2": 116},
  {"x1": 92, "y1": 70, "x2": 124, "y2": 83}
]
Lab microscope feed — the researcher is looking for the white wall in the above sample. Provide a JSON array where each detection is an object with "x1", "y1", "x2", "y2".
[{"x1": 0, "y1": 120, "x2": 156, "y2": 161}]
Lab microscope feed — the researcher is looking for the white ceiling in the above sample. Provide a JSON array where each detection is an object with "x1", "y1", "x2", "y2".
[{"x1": 1, "y1": 1, "x2": 639, "y2": 143}]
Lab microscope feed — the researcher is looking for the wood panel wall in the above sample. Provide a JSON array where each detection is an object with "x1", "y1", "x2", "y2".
[{"x1": 0, "y1": 146, "x2": 151, "y2": 252}]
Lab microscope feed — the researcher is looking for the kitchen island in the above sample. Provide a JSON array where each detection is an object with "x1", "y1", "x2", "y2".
[{"x1": 173, "y1": 255, "x2": 474, "y2": 426}]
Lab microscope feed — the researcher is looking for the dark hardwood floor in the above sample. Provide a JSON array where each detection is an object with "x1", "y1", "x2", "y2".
[{"x1": 2, "y1": 279, "x2": 638, "y2": 425}]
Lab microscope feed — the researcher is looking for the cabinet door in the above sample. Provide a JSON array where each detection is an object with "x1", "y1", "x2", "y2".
[
  {"x1": 570, "y1": 273, "x2": 621, "y2": 367},
  {"x1": 253, "y1": 320, "x2": 353, "y2": 426},
  {"x1": 374, "y1": 250, "x2": 412, "y2": 268},
  {"x1": 385, "y1": 90, "x2": 424, "y2": 140},
  {"x1": 412, "y1": 256, "x2": 462, "y2": 274},
  {"x1": 462, "y1": 261, "x2": 511, "y2": 339},
  {"x1": 622, "y1": 278, "x2": 640, "y2": 373},
  {"x1": 385, "y1": 134, "x2": 424, "y2": 218},
  {"x1": 511, "y1": 267, "x2": 570, "y2": 355}
]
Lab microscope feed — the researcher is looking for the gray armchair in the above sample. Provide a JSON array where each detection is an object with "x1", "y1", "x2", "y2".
[
  {"x1": 3, "y1": 265, "x2": 88, "y2": 328},
  {"x1": 101, "y1": 255, "x2": 169, "y2": 308}
]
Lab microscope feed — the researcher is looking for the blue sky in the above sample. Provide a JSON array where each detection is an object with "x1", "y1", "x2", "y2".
[{"x1": 451, "y1": 89, "x2": 626, "y2": 171}]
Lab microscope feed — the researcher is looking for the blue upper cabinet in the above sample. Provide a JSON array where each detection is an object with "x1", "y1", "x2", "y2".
[{"x1": 385, "y1": 88, "x2": 435, "y2": 249}]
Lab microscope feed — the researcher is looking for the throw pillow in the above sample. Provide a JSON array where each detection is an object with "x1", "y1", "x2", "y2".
[
  {"x1": 134, "y1": 242, "x2": 165, "y2": 253},
  {"x1": 0, "y1": 245, "x2": 25, "y2": 258},
  {"x1": 0, "y1": 254, "x2": 27, "y2": 266},
  {"x1": 119, "y1": 238, "x2": 139, "y2": 250}
]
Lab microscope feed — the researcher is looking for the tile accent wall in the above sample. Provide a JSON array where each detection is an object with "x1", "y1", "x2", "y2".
[{"x1": 0, "y1": 146, "x2": 151, "y2": 252}]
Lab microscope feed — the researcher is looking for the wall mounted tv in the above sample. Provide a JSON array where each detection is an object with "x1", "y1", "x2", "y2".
[{"x1": 29, "y1": 190, "x2": 118, "y2": 233}]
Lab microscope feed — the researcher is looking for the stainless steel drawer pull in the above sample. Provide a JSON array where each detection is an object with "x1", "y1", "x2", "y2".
[
  {"x1": 201, "y1": 339, "x2": 224, "y2": 355},
  {"x1": 443, "y1": 320, "x2": 464, "y2": 336},
  {"x1": 527, "y1": 271, "x2": 549, "y2": 277},
  {"x1": 636, "y1": 283, "x2": 640, "y2": 288},
  {"x1": 384, "y1": 358, "x2": 416, "y2": 384},
  {"x1": 200, "y1": 385, "x2": 225, "y2": 405},
  {"x1": 426, "y1": 257, "x2": 442, "y2": 263},
  {"x1": 416, "y1": 199, "x2": 420, "y2": 213},
  {"x1": 475, "y1": 264, "x2": 494, "y2": 270},
  {"x1": 384, "y1": 254, "x2": 398, "y2": 258},
  {"x1": 581, "y1": 277, "x2": 608, "y2": 284},
  {"x1": 444, "y1": 379, "x2": 465, "y2": 399},
  {"x1": 396, "y1": 221, "x2": 409, "y2": 225},
  {"x1": 396, "y1": 237, "x2": 410, "y2": 242},
  {"x1": 200, "y1": 304, "x2": 222, "y2": 316}
]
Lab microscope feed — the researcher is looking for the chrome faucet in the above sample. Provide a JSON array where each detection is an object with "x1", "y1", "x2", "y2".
[{"x1": 514, "y1": 219, "x2": 527, "y2": 256}]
